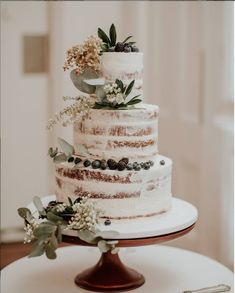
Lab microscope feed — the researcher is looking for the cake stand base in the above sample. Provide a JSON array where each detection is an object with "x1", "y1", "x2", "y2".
[{"x1": 75, "y1": 251, "x2": 145, "y2": 292}]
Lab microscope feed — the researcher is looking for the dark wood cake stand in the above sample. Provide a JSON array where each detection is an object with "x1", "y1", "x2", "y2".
[{"x1": 62, "y1": 223, "x2": 196, "y2": 292}]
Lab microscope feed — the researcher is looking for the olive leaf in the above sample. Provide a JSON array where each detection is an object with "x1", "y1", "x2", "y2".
[
  {"x1": 125, "y1": 80, "x2": 135, "y2": 97},
  {"x1": 98, "y1": 27, "x2": 111, "y2": 44},
  {"x1": 56, "y1": 225, "x2": 62, "y2": 243},
  {"x1": 33, "y1": 196, "x2": 46, "y2": 216},
  {"x1": 68, "y1": 197, "x2": 73, "y2": 206},
  {"x1": 70, "y1": 69, "x2": 98, "y2": 94},
  {"x1": 53, "y1": 153, "x2": 67, "y2": 163},
  {"x1": 122, "y1": 36, "x2": 133, "y2": 43},
  {"x1": 115, "y1": 79, "x2": 124, "y2": 93},
  {"x1": 126, "y1": 97, "x2": 142, "y2": 106},
  {"x1": 57, "y1": 137, "x2": 74, "y2": 156},
  {"x1": 95, "y1": 85, "x2": 106, "y2": 100},
  {"x1": 109, "y1": 24, "x2": 117, "y2": 47}
]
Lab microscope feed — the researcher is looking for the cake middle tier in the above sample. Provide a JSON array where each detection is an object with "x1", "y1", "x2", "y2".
[
  {"x1": 54, "y1": 155, "x2": 172, "y2": 219},
  {"x1": 74, "y1": 104, "x2": 159, "y2": 162}
]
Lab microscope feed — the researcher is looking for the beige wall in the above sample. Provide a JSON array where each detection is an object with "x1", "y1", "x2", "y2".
[{"x1": 1, "y1": 2, "x2": 50, "y2": 237}]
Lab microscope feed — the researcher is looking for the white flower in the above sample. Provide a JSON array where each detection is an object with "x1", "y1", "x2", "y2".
[
  {"x1": 106, "y1": 94, "x2": 116, "y2": 103},
  {"x1": 116, "y1": 93, "x2": 125, "y2": 104}
]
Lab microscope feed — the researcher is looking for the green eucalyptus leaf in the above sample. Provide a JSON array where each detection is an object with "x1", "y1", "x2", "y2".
[
  {"x1": 98, "y1": 240, "x2": 110, "y2": 253},
  {"x1": 70, "y1": 69, "x2": 97, "y2": 94},
  {"x1": 49, "y1": 233, "x2": 59, "y2": 250},
  {"x1": 33, "y1": 224, "x2": 57, "y2": 238},
  {"x1": 53, "y1": 153, "x2": 67, "y2": 163},
  {"x1": 101, "y1": 43, "x2": 110, "y2": 52},
  {"x1": 109, "y1": 24, "x2": 117, "y2": 46},
  {"x1": 98, "y1": 28, "x2": 111, "y2": 44},
  {"x1": 28, "y1": 240, "x2": 45, "y2": 258},
  {"x1": 48, "y1": 147, "x2": 58, "y2": 158},
  {"x1": 125, "y1": 80, "x2": 135, "y2": 97},
  {"x1": 45, "y1": 243, "x2": 57, "y2": 259},
  {"x1": 75, "y1": 144, "x2": 89, "y2": 157},
  {"x1": 122, "y1": 36, "x2": 133, "y2": 44},
  {"x1": 77, "y1": 230, "x2": 100, "y2": 244},
  {"x1": 47, "y1": 211, "x2": 64, "y2": 224},
  {"x1": 33, "y1": 196, "x2": 46, "y2": 216},
  {"x1": 18, "y1": 208, "x2": 33, "y2": 222},
  {"x1": 95, "y1": 85, "x2": 106, "y2": 100},
  {"x1": 126, "y1": 98, "x2": 142, "y2": 106},
  {"x1": 56, "y1": 225, "x2": 62, "y2": 243},
  {"x1": 96, "y1": 230, "x2": 119, "y2": 239},
  {"x1": 57, "y1": 137, "x2": 74, "y2": 156}
]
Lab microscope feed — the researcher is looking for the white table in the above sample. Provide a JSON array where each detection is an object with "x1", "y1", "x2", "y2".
[{"x1": 1, "y1": 245, "x2": 233, "y2": 293}]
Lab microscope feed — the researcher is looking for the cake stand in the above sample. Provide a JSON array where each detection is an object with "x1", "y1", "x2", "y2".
[{"x1": 28, "y1": 196, "x2": 198, "y2": 292}]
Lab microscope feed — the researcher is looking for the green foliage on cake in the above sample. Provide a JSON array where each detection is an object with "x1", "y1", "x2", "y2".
[{"x1": 18, "y1": 196, "x2": 119, "y2": 259}]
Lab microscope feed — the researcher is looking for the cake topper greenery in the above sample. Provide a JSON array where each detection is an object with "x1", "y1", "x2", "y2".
[
  {"x1": 18, "y1": 196, "x2": 119, "y2": 259},
  {"x1": 98, "y1": 23, "x2": 139, "y2": 53},
  {"x1": 47, "y1": 24, "x2": 142, "y2": 130}
]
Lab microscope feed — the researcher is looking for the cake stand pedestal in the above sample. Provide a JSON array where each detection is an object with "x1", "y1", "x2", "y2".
[
  {"x1": 60, "y1": 197, "x2": 198, "y2": 292},
  {"x1": 62, "y1": 223, "x2": 195, "y2": 292}
]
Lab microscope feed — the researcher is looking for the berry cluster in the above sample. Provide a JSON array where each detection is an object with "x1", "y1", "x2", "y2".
[
  {"x1": 67, "y1": 156, "x2": 156, "y2": 171},
  {"x1": 109, "y1": 42, "x2": 139, "y2": 53}
]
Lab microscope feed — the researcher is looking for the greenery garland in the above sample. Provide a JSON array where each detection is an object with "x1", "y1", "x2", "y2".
[{"x1": 18, "y1": 196, "x2": 119, "y2": 259}]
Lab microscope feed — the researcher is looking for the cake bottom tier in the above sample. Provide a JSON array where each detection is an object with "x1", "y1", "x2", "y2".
[{"x1": 55, "y1": 155, "x2": 172, "y2": 220}]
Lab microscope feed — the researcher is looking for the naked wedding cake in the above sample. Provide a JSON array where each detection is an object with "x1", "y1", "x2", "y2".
[{"x1": 49, "y1": 25, "x2": 173, "y2": 221}]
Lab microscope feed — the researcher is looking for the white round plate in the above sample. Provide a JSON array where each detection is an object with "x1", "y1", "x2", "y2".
[{"x1": 28, "y1": 196, "x2": 198, "y2": 240}]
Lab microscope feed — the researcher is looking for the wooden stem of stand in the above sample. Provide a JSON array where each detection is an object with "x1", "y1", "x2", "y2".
[{"x1": 75, "y1": 250, "x2": 145, "y2": 292}]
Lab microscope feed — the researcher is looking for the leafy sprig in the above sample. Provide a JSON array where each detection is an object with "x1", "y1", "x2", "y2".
[
  {"x1": 94, "y1": 79, "x2": 141, "y2": 110},
  {"x1": 98, "y1": 24, "x2": 137, "y2": 53},
  {"x1": 18, "y1": 196, "x2": 119, "y2": 259}
]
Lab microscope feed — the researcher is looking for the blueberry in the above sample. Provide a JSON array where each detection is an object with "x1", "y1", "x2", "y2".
[
  {"x1": 119, "y1": 158, "x2": 129, "y2": 165},
  {"x1": 134, "y1": 164, "x2": 141, "y2": 171},
  {"x1": 131, "y1": 45, "x2": 139, "y2": 52},
  {"x1": 74, "y1": 157, "x2": 82, "y2": 164},
  {"x1": 100, "y1": 161, "x2": 107, "y2": 170},
  {"x1": 117, "y1": 161, "x2": 126, "y2": 171},
  {"x1": 149, "y1": 160, "x2": 154, "y2": 166},
  {"x1": 67, "y1": 157, "x2": 74, "y2": 163},
  {"x1": 83, "y1": 159, "x2": 91, "y2": 167},
  {"x1": 160, "y1": 160, "x2": 165, "y2": 165},
  {"x1": 104, "y1": 219, "x2": 111, "y2": 226},
  {"x1": 92, "y1": 160, "x2": 101, "y2": 169},
  {"x1": 115, "y1": 42, "x2": 125, "y2": 52},
  {"x1": 124, "y1": 45, "x2": 132, "y2": 53},
  {"x1": 133, "y1": 162, "x2": 138, "y2": 168},
  {"x1": 126, "y1": 163, "x2": 133, "y2": 170},
  {"x1": 107, "y1": 159, "x2": 117, "y2": 170},
  {"x1": 144, "y1": 163, "x2": 151, "y2": 170}
]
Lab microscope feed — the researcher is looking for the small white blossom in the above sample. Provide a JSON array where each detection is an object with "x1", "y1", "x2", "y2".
[
  {"x1": 56, "y1": 203, "x2": 67, "y2": 213},
  {"x1": 116, "y1": 93, "x2": 125, "y2": 104}
]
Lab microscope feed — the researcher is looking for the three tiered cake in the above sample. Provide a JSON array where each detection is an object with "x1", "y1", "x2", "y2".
[{"x1": 52, "y1": 26, "x2": 173, "y2": 221}]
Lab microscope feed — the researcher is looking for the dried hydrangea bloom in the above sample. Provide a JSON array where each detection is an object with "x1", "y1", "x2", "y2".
[{"x1": 63, "y1": 36, "x2": 103, "y2": 73}]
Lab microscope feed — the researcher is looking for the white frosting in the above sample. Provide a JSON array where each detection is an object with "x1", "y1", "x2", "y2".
[
  {"x1": 74, "y1": 104, "x2": 159, "y2": 162},
  {"x1": 55, "y1": 155, "x2": 172, "y2": 219},
  {"x1": 101, "y1": 52, "x2": 143, "y2": 100}
]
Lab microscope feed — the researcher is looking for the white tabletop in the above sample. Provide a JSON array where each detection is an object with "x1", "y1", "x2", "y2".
[{"x1": 1, "y1": 245, "x2": 233, "y2": 293}]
